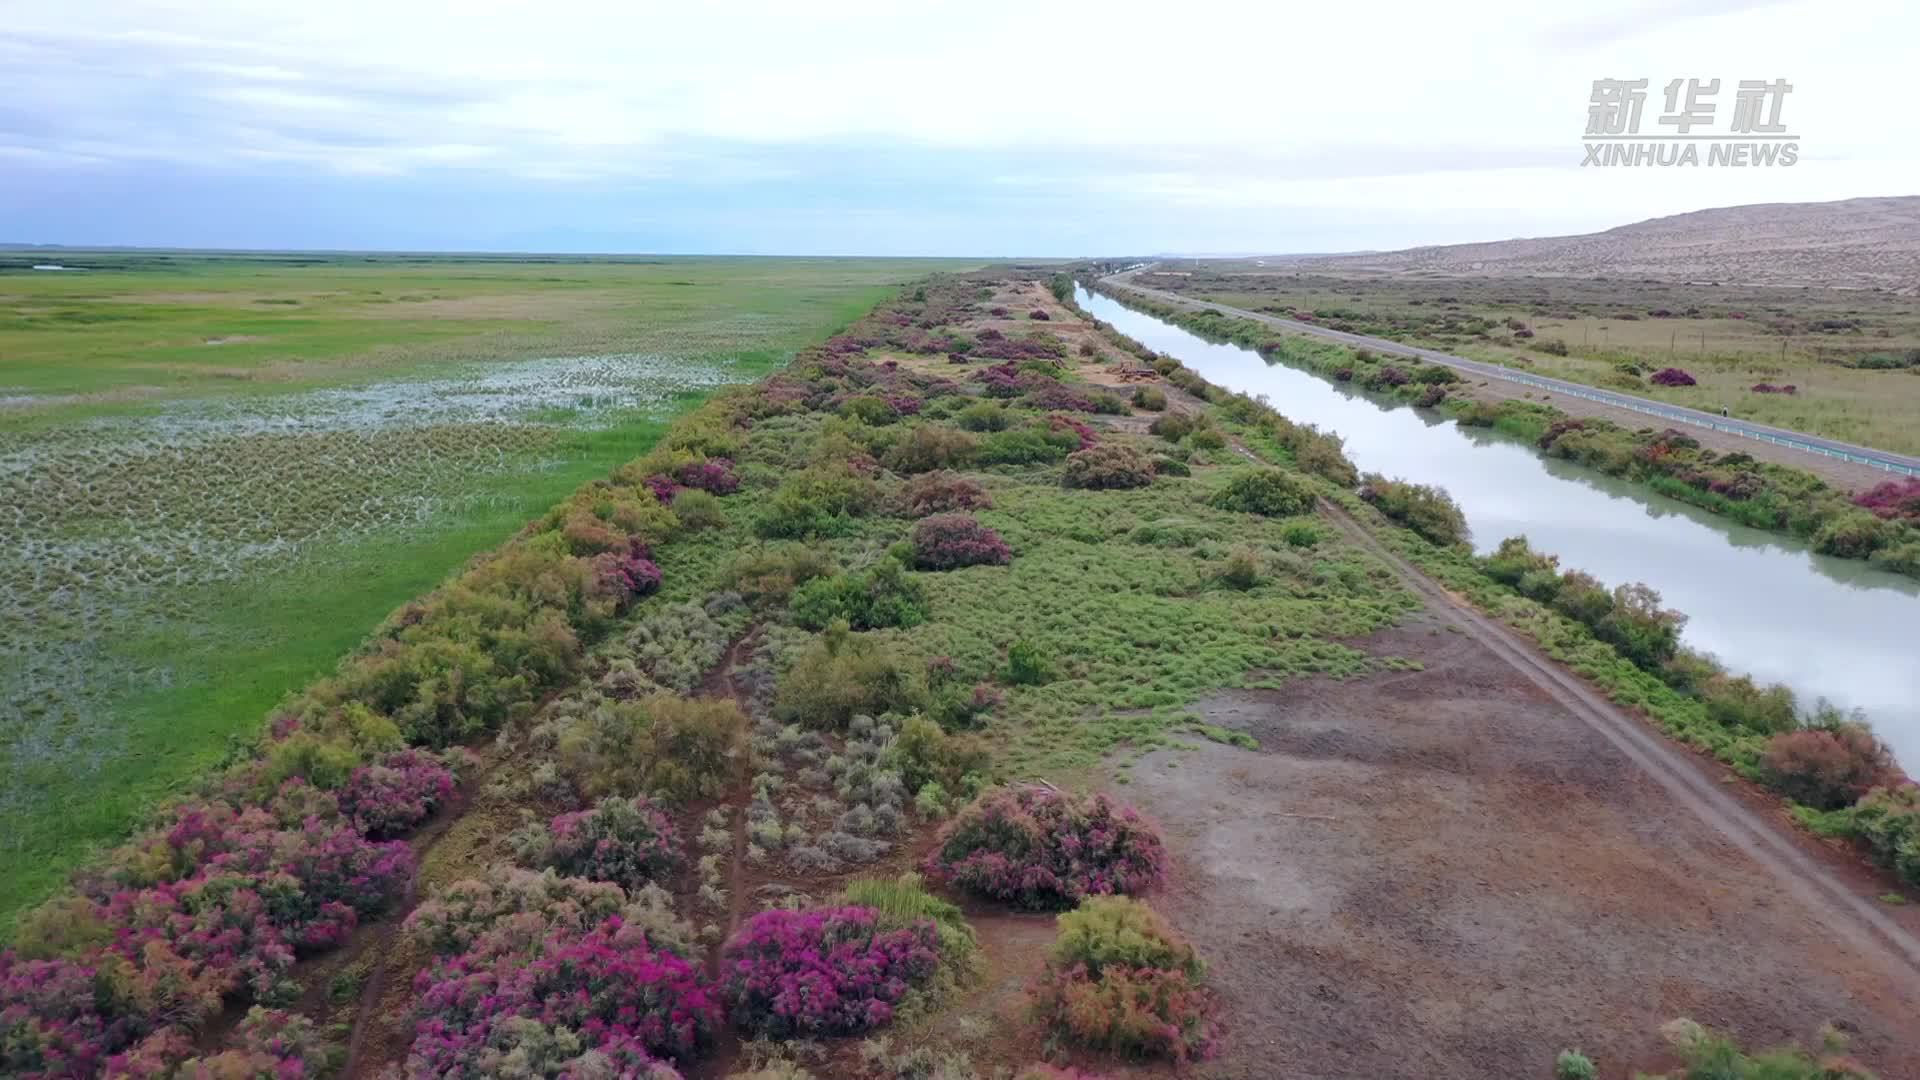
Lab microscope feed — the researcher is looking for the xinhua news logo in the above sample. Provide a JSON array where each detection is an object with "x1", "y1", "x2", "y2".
[{"x1": 1583, "y1": 78, "x2": 1798, "y2": 167}]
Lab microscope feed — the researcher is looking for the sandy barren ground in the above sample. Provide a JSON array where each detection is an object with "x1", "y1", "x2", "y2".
[{"x1": 1119, "y1": 601, "x2": 1920, "y2": 1078}]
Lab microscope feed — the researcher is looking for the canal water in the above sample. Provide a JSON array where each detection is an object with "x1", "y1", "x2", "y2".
[{"x1": 1078, "y1": 284, "x2": 1920, "y2": 768}]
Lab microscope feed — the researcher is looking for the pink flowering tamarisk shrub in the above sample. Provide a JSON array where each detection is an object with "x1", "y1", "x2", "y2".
[
  {"x1": 910, "y1": 514, "x2": 1012, "y2": 571},
  {"x1": 336, "y1": 748, "x2": 462, "y2": 838},
  {"x1": 926, "y1": 788, "x2": 1166, "y2": 910},
  {"x1": 408, "y1": 915, "x2": 717, "y2": 1077},
  {"x1": 514, "y1": 795, "x2": 681, "y2": 892},
  {"x1": 0, "y1": 952, "x2": 174, "y2": 1078},
  {"x1": 1650, "y1": 367, "x2": 1698, "y2": 386},
  {"x1": 643, "y1": 473, "x2": 680, "y2": 503},
  {"x1": 674, "y1": 456, "x2": 740, "y2": 495},
  {"x1": 593, "y1": 538, "x2": 664, "y2": 606},
  {"x1": 1854, "y1": 477, "x2": 1920, "y2": 523},
  {"x1": 720, "y1": 906, "x2": 940, "y2": 1037},
  {"x1": 1046, "y1": 414, "x2": 1099, "y2": 451}
]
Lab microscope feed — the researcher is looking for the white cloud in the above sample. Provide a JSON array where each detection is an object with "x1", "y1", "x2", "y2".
[{"x1": 2, "y1": 0, "x2": 1915, "y2": 248}]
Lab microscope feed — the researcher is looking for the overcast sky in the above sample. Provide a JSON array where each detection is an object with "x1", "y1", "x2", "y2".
[{"x1": 3, "y1": 0, "x2": 1914, "y2": 255}]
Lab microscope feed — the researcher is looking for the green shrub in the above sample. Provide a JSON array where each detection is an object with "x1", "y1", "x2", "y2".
[
  {"x1": 1050, "y1": 896, "x2": 1202, "y2": 980},
  {"x1": 955, "y1": 401, "x2": 1013, "y2": 432},
  {"x1": 882, "y1": 425, "x2": 979, "y2": 474},
  {"x1": 755, "y1": 466, "x2": 881, "y2": 539},
  {"x1": 1281, "y1": 522, "x2": 1320, "y2": 548},
  {"x1": 671, "y1": 489, "x2": 727, "y2": 530},
  {"x1": 885, "y1": 715, "x2": 989, "y2": 798},
  {"x1": 1813, "y1": 511, "x2": 1894, "y2": 559},
  {"x1": 774, "y1": 623, "x2": 929, "y2": 729},
  {"x1": 1149, "y1": 412, "x2": 1196, "y2": 441},
  {"x1": 558, "y1": 693, "x2": 748, "y2": 802},
  {"x1": 1187, "y1": 428, "x2": 1227, "y2": 452},
  {"x1": 726, "y1": 543, "x2": 835, "y2": 603},
  {"x1": 1131, "y1": 386, "x2": 1167, "y2": 411},
  {"x1": 1150, "y1": 454, "x2": 1190, "y2": 477},
  {"x1": 977, "y1": 427, "x2": 1071, "y2": 466},
  {"x1": 1063, "y1": 445, "x2": 1156, "y2": 490},
  {"x1": 1702, "y1": 674, "x2": 1800, "y2": 734},
  {"x1": 790, "y1": 559, "x2": 929, "y2": 631},
  {"x1": 1004, "y1": 639, "x2": 1053, "y2": 686},
  {"x1": 1219, "y1": 547, "x2": 1261, "y2": 590},
  {"x1": 262, "y1": 731, "x2": 362, "y2": 791},
  {"x1": 1640, "y1": 1018, "x2": 1873, "y2": 1080},
  {"x1": 1555, "y1": 1050, "x2": 1597, "y2": 1080},
  {"x1": 1209, "y1": 469, "x2": 1314, "y2": 517},
  {"x1": 840, "y1": 395, "x2": 901, "y2": 425},
  {"x1": 1853, "y1": 784, "x2": 1920, "y2": 885},
  {"x1": 1359, "y1": 474, "x2": 1468, "y2": 546}
]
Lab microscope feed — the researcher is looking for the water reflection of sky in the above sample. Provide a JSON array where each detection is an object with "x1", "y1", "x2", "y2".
[{"x1": 1080, "y1": 286, "x2": 1920, "y2": 768}]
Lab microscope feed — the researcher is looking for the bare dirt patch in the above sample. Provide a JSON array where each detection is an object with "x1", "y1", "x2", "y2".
[{"x1": 1117, "y1": 606, "x2": 1920, "y2": 1078}]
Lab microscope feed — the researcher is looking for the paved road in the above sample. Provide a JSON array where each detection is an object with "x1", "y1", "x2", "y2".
[{"x1": 1105, "y1": 271, "x2": 1920, "y2": 478}]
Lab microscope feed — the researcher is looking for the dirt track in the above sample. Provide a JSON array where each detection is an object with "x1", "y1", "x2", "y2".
[{"x1": 1113, "y1": 485, "x2": 1920, "y2": 1077}]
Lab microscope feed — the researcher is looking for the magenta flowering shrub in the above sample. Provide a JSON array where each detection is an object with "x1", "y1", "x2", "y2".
[
  {"x1": 910, "y1": 514, "x2": 1012, "y2": 571},
  {"x1": 1029, "y1": 309, "x2": 1051, "y2": 321},
  {"x1": 1046, "y1": 414, "x2": 1098, "y2": 451},
  {"x1": 593, "y1": 539, "x2": 664, "y2": 603},
  {"x1": 102, "y1": 873, "x2": 299, "y2": 999},
  {"x1": 336, "y1": 748, "x2": 460, "y2": 838},
  {"x1": 5, "y1": 814, "x2": 411, "y2": 1077},
  {"x1": 94, "y1": 815, "x2": 412, "y2": 1000},
  {"x1": 1650, "y1": 367, "x2": 1698, "y2": 386},
  {"x1": 926, "y1": 788, "x2": 1166, "y2": 910},
  {"x1": 409, "y1": 915, "x2": 716, "y2": 1077},
  {"x1": 1854, "y1": 477, "x2": 1920, "y2": 523},
  {"x1": 884, "y1": 394, "x2": 924, "y2": 417},
  {"x1": 519, "y1": 795, "x2": 681, "y2": 892},
  {"x1": 675, "y1": 456, "x2": 740, "y2": 495},
  {"x1": 720, "y1": 906, "x2": 939, "y2": 1037},
  {"x1": 980, "y1": 363, "x2": 1022, "y2": 399},
  {"x1": 643, "y1": 474, "x2": 679, "y2": 503},
  {"x1": 0, "y1": 953, "x2": 166, "y2": 1077}
]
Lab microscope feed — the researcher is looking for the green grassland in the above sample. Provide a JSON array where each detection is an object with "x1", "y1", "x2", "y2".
[
  {"x1": 0, "y1": 251, "x2": 967, "y2": 918},
  {"x1": 1154, "y1": 267, "x2": 1920, "y2": 455}
]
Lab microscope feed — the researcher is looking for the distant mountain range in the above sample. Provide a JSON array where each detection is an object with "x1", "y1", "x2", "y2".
[{"x1": 1267, "y1": 196, "x2": 1920, "y2": 293}]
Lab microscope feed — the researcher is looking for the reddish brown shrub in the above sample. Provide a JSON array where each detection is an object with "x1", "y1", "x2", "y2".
[
  {"x1": 1760, "y1": 724, "x2": 1898, "y2": 809},
  {"x1": 902, "y1": 472, "x2": 992, "y2": 516}
]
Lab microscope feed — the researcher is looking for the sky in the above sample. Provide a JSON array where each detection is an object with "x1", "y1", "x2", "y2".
[{"x1": 2, "y1": 0, "x2": 1916, "y2": 256}]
